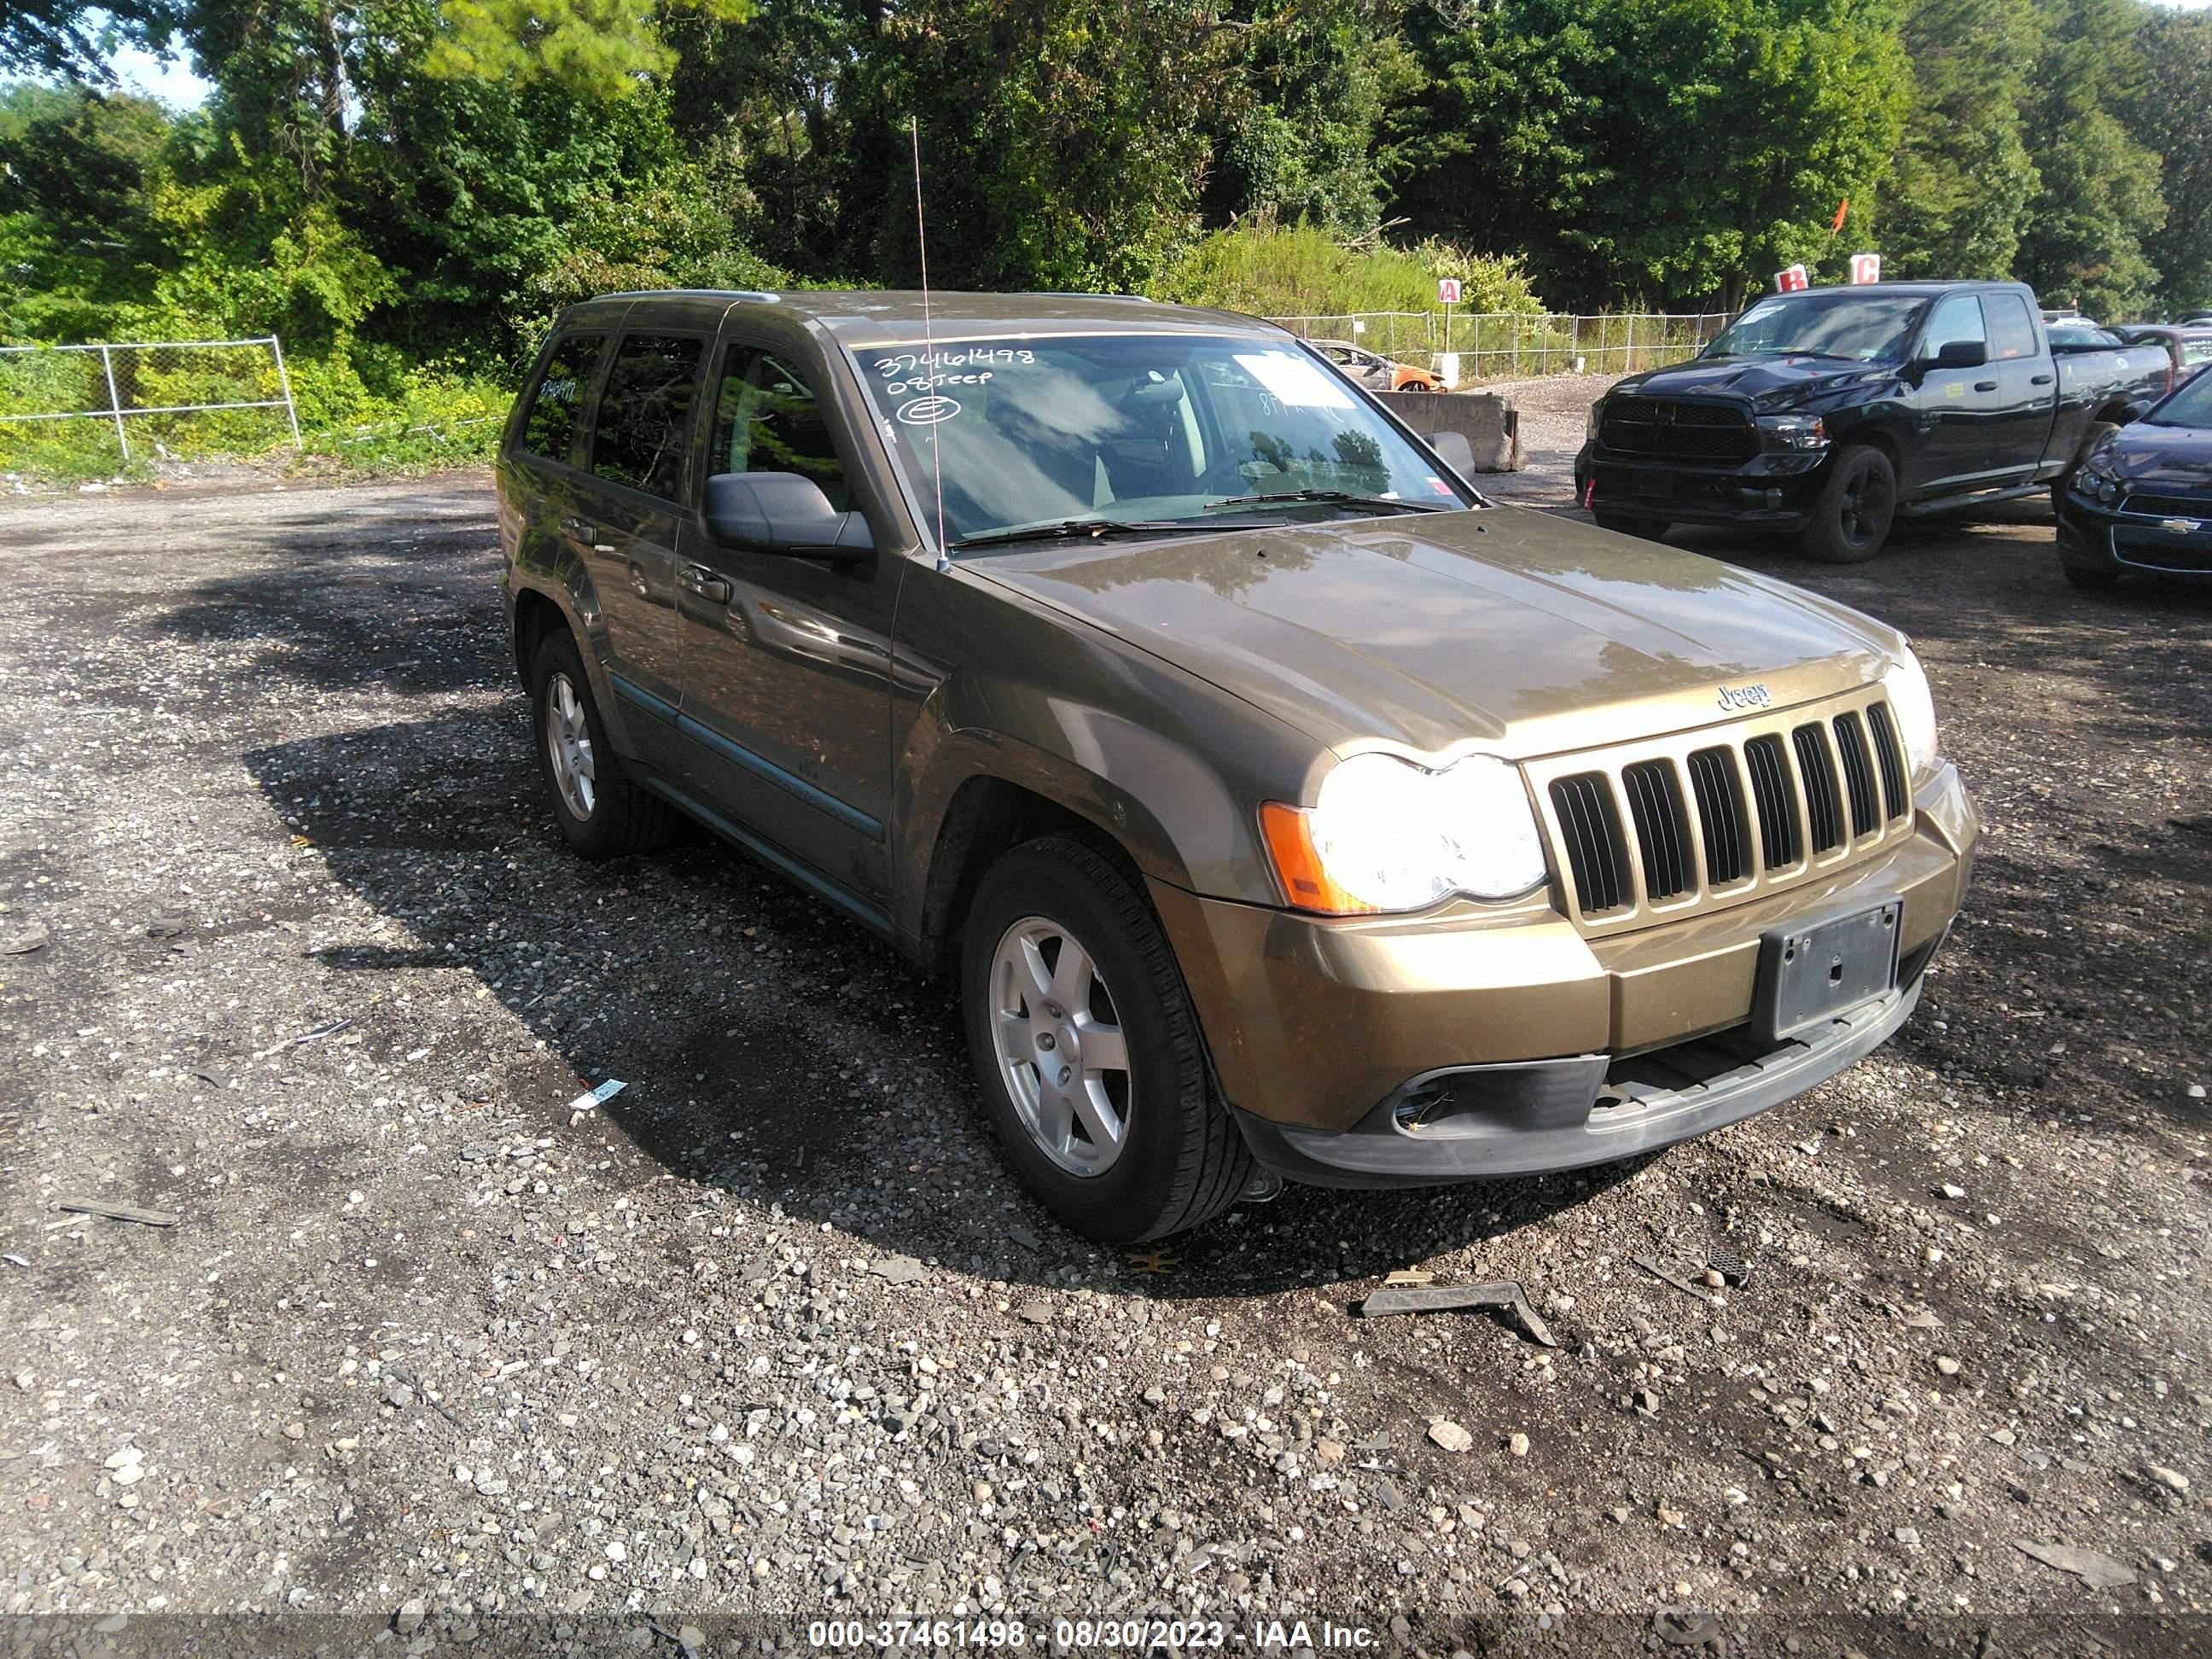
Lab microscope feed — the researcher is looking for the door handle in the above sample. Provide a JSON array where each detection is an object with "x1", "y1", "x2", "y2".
[
  {"x1": 2030, "y1": 374, "x2": 2053, "y2": 386},
  {"x1": 559, "y1": 515, "x2": 596, "y2": 538},
  {"x1": 680, "y1": 564, "x2": 731, "y2": 604},
  {"x1": 1974, "y1": 380, "x2": 1998, "y2": 393}
]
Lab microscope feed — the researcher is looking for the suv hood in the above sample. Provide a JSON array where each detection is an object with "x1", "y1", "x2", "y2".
[
  {"x1": 1612, "y1": 353, "x2": 1894, "y2": 413},
  {"x1": 968, "y1": 508, "x2": 1901, "y2": 759}
]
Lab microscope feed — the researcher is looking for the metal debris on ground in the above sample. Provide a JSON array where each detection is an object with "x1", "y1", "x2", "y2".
[
  {"x1": 1382, "y1": 1268, "x2": 1435, "y2": 1285},
  {"x1": 253, "y1": 1017, "x2": 352, "y2": 1059},
  {"x1": 567, "y1": 1078, "x2": 627, "y2": 1114},
  {"x1": 2, "y1": 1254, "x2": 29, "y2": 1269},
  {"x1": 55, "y1": 1198, "x2": 179, "y2": 1229},
  {"x1": 1633, "y1": 1254, "x2": 1715, "y2": 1306},
  {"x1": 1355, "y1": 1279, "x2": 1559, "y2": 1348},
  {"x1": 1652, "y1": 1608, "x2": 1724, "y2": 1648},
  {"x1": 2014, "y1": 1539, "x2": 2136, "y2": 1590},
  {"x1": 1704, "y1": 1243, "x2": 1749, "y2": 1286},
  {"x1": 1125, "y1": 1249, "x2": 1178, "y2": 1275}
]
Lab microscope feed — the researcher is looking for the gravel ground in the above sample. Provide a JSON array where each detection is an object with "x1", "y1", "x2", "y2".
[{"x1": 1, "y1": 469, "x2": 2209, "y2": 1652}]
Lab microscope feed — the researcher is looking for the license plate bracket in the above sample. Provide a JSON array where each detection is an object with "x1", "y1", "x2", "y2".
[
  {"x1": 1633, "y1": 470, "x2": 1674, "y2": 499},
  {"x1": 1751, "y1": 898, "x2": 1902, "y2": 1047}
]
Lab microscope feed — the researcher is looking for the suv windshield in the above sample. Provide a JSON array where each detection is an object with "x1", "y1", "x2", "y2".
[
  {"x1": 1703, "y1": 293, "x2": 1930, "y2": 364},
  {"x1": 852, "y1": 334, "x2": 1467, "y2": 549}
]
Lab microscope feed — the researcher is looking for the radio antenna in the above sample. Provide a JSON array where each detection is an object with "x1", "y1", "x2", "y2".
[{"x1": 911, "y1": 115, "x2": 949, "y2": 572}]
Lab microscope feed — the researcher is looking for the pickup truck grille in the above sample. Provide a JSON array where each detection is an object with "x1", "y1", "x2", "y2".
[
  {"x1": 1598, "y1": 399, "x2": 1759, "y2": 465},
  {"x1": 1536, "y1": 690, "x2": 1913, "y2": 930}
]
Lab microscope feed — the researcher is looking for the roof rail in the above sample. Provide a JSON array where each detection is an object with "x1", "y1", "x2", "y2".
[
  {"x1": 1025, "y1": 291, "x2": 1155, "y2": 303},
  {"x1": 593, "y1": 288, "x2": 782, "y2": 304}
]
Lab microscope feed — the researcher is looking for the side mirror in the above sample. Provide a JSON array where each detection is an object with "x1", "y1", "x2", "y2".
[
  {"x1": 1429, "y1": 429, "x2": 1478, "y2": 478},
  {"x1": 1931, "y1": 339, "x2": 1988, "y2": 370},
  {"x1": 703, "y1": 472, "x2": 874, "y2": 562}
]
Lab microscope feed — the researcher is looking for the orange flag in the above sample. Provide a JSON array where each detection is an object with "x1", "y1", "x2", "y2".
[{"x1": 1831, "y1": 198, "x2": 1850, "y2": 234}]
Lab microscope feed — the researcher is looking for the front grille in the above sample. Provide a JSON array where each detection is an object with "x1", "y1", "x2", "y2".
[
  {"x1": 2113, "y1": 527, "x2": 2212, "y2": 572},
  {"x1": 1621, "y1": 759, "x2": 1693, "y2": 900},
  {"x1": 1551, "y1": 772, "x2": 1630, "y2": 913},
  {"x1": 1540, "y1": 695, "x2": 1916, "y2": 922},
  {"x1": 1598, "y1": 399, "x2": 1758, "y2": 466},
  {"x1": 2119, "y1": 492, "x2": 2212, "y2": 520},
  {"x1": 1832, "y1": 711, "x2": 1881, "y2": 838},
  {"x1": 1866, "y1": 702, "x2": 1908, "y2": 821},
  {"x1": 1686, "y1": 746, "x2": 1750, "y2": 885}
]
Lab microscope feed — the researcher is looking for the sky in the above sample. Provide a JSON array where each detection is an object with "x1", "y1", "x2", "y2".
[{"x1": 77, "y1": 0, "x2": 2212, "y2": 114}]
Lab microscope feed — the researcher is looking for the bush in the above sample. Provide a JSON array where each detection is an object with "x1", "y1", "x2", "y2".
[{"x1": 1149, "y1": 222, "x2": 1545, "y2": 320}]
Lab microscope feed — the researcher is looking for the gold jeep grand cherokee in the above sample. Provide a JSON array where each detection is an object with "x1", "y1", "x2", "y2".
[{"x1": 498, "y1": 290, "x2": 1978, "y2": 1242}]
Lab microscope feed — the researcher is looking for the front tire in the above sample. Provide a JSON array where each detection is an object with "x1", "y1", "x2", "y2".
[
  {"x1": 960, "y1": 835, "x2": 1252, "y2": 1243},
  {"x1": 1801, "y1": 445, "x2": 1897, "y2": 563},
  {"x1": 530, "y1": 632, "x2": 678, "y2": 859}
]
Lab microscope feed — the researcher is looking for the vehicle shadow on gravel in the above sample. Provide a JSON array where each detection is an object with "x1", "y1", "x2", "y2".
[{"x1": 242, "y1": 710, "x2": 1647, "y2": 1299}]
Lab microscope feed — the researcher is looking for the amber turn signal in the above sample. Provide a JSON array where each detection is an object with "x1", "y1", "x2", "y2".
[{"x1": 1259, "y1": 802, "x2": 1378, "y2": 916}]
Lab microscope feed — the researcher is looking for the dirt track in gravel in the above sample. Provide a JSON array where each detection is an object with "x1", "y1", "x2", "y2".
[{"x1": 0, "y1": 468, "x2": 2208, "y2": 1652}]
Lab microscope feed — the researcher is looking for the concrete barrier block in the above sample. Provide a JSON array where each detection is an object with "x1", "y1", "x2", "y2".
[{"x1": 1376, "y1": 390, "x2": 1522, "y2": 473}]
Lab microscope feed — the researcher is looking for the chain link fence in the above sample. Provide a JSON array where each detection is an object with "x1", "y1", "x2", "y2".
[
  {"x1": 0, "y1": 338, "x2": 301, "y2": 477},
  {"x1": 1269, "y1": 311, "x2": 1733, "y2": 385}
]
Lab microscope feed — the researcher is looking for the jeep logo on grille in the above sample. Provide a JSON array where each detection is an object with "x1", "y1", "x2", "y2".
[{"x1": 1717, "y1": 682, "x2": 1773, "y2": 711}]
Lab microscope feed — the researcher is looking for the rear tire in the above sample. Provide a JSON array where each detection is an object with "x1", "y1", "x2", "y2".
[
  {"x1": 960, "y1": 835, "x2": 1252, "y2": 1243},
  {"x1": 1594, "y1": 511, "x2": 1670, "y2": 540},
  {"x1": 530, "y1": 632, "x2": 679, "y2": 859},
  {"x1": 1801, "y1": 445, "x2": 1897, "y2": 562}
]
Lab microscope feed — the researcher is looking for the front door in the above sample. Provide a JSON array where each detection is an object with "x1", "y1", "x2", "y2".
[
  {"x1": 1908, "y1": 292, "x2": 2005, "y2": 496},
  {"x1": 672, "y1": 343, "x2": 905, "y2": 906},
  {"x1": 581, "y1": 331, "x2": 711, "y2": 743}
]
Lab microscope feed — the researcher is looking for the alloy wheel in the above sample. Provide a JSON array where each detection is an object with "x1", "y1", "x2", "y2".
[
  {"x1": 545, "y1": 672, "x2": 597, "y2": 820},
  {"x1": 988, "y1": 916, "x2": 1132, "y2": 1177}
]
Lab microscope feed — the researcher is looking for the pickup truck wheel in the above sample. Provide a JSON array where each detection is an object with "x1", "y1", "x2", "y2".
[
  {"x1": 962, "y1": 835, "x2": 1253, "y2": 1243},
  {"x1": 1593, "y1": 512, "x2": 1670, "y2": 540},
  {"x1": 530, "y1": 632, "x2": 679, "y2": 859},
  {"x1": 1802, "y1": 445, "x2": 1897, "y2": 563}
]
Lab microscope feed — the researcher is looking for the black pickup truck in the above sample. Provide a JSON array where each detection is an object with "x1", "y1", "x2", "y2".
[{"x1": 1575, "y1": 282, "x2": 2170, "y2": 561}]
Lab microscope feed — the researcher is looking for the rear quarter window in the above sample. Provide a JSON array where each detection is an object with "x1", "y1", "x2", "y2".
[{"x1": 517, "y1": 333, "x2": 605, "y2": 463}]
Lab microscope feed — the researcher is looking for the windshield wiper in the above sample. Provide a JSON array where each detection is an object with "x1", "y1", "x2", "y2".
[
  {"x1": 1204, "y1": 489, "x2": 1449, "y2": 515},
  {"x1": 950, "y1": 518, "x2": 1226, "y2": 551}
]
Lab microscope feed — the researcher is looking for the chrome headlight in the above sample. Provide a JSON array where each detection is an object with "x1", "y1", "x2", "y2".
[
  {"x1": 1756, "y1": 413, "x2": 1829, "y2": 451},
  {"x1": 1881, "y1": 648, "x2": 1939, "y2": 776},
  {"x1": 1262, "y1": 753, "x2": 1547, "y2": 914},
  {"x1": 2069, "y1": 461, "x2": 2122, "y2": 505}
]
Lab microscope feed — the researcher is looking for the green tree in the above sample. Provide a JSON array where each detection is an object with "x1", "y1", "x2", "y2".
[
  {"x1": 2137, "y1": 7, "x2": 2212, "y2": 313},
  {"x1": 1388, "y1": 0, "x2": 1912, "y2": 308},
  {"x1": 2013, "y1": 0, "x2": 2163, "y2": 319},
  {"x1": 1, "y1": 1, "x2": 183, "y2": 82},
  {"x1": 1880, "y1": 0, "x2": 2040, "y2": 280},
  {"x1": 0, "y1": 84, "x2": 173, "y2": 335}
]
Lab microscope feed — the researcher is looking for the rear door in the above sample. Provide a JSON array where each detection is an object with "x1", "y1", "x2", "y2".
[
  {"x1": 1979, "y1": 290, "x2": 2055, "y2": 486},
  {"x1": 581, "y1": 329, "x2": 712, "y2": 738},
  {"x1": 1907, "y1": 292, "x2": 2005, "y2": 495},
  {"x1": 668, "y1": 339, "x2": 906, "y2": 907}
]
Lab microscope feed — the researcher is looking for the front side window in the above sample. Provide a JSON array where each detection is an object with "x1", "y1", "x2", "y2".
[
  {"x1": 1923, "y1": 294, "x2": 1987, "y2": 356},
  {"x1": 707, "y1": 348, "x2": 850, "y2": 509},
  {"x1": 591, "y1": 334, "x2": 705, "y2": 500},
  {"x1": 519, "y1": 333, "x2": 604, "y2": 463},
  {"x1": 853, "y1": 334, "x2": 1467, "y2": 550}
]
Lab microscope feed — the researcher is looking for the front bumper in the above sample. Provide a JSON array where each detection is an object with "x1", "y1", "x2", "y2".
[
  {"x1": 2056, "y1": 490, "x2": 2212, "y2": 576},
  {"x1": 1151, "y1": 761, "x2": 1976, "y2": 1185},
  {"x1": 1574, "y1": 443, "x2": 1829, "y2": 529}
]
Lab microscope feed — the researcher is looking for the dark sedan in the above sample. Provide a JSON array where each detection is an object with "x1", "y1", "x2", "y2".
[{"x1": 2055, "y1": 368, "x2": 2212, "y2": 590}]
